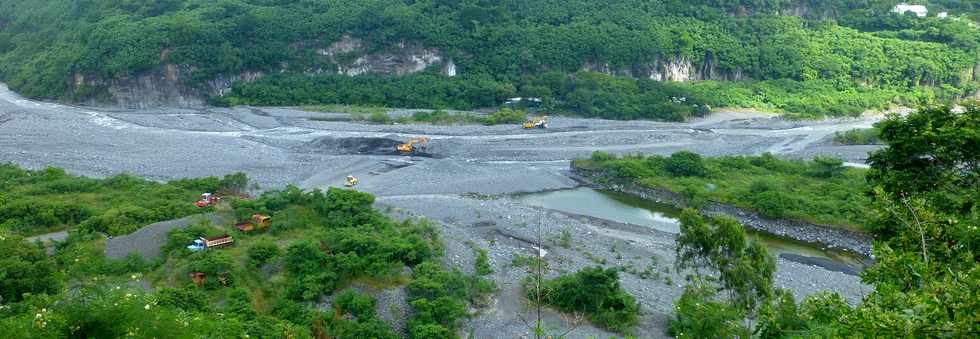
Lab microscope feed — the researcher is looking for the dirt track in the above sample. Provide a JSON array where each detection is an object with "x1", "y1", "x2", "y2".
[{"x1": 0, "y1": 82, "x2": 882, "y2": 338}]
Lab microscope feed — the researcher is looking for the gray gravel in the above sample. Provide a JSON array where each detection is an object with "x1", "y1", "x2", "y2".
[
  {"x1": 105, "y1": 213, "x2": 224, "y2": 261},
  {"x1": 0, "y1": 82, "x2": 882, "y2": 337},
  {"x1": 379, "y1": 195, "x2": 872, "y2": 339}
]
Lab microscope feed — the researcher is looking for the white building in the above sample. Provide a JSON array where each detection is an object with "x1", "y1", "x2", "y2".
[
  {"x1": 892, "y1": 3, "x2": 929, "y2": 18},
  {"x1": 938, "y1": 12, "x2": 949, "y2": 19}
]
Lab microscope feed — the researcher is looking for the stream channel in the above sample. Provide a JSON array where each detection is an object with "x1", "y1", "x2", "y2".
[{"x1": 517, "y1": 187, "x2": 866, "y2": 272}]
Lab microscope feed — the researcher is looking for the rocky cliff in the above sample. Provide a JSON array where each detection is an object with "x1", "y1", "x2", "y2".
[
  {"x1": 582, "y1": 55, "x2": 746, "y2": 82},
  {"x1": 72, "y1": 35, "x2": 457, "y2": 108}
]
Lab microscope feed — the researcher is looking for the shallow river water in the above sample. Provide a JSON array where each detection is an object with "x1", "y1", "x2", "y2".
[{"x1": 517, "y1": 187, "x2": 865, "y2": 269}]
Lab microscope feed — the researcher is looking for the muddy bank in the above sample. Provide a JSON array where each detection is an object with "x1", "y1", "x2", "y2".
[{"x1": 569, "y1": 165, "x2": 873, "y2": 257}]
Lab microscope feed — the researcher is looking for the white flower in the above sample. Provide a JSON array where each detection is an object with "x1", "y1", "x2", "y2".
[{"x1": 144, "y1": 304, "x2": 151, "y2": 310}]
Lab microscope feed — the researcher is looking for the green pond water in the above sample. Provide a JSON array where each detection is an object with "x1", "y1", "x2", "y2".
[{"x1": 517, "y1": 187, "x2": 864, "y2": 268}]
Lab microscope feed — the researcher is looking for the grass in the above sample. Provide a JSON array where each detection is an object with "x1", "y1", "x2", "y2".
[{"x1": 576, "y1": 153, "x2": 871, "y2": 232}]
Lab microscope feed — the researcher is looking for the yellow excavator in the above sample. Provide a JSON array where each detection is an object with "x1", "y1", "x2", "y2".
[
  {"x1": 345, "y1": 175, "x2": 358, "y2": 187},
  {"x1": 396, "y1": 137, "x2": 429, "y2": 154},
  {"x1": 523, "y1": 116, "x2": 549, "y2": 129}
]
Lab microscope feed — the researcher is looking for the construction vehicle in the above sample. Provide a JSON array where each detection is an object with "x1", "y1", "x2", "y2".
[
  {"x1": 235, "y1": 214, "x2": 271, "y2": 232},
  {"x1": 187, "y1": 235, "x2": 234, "y2": 251},
  {"x1": 345, "y1": 175, "x2": 359, "y2": 187},
  {"x1": 194, "y1": 193, "x2": 220, "y2": 207},
  {"x1": 396, "y1": 137, "x2": 429, "y2": 154},
  {"x1": 523, "y1": 116, "x2": 549, "y2": 129}
]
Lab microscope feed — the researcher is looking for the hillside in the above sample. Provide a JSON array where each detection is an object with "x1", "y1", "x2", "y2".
[{"x1": 0, "y1": 0, "x2": 978, "y2": 119}]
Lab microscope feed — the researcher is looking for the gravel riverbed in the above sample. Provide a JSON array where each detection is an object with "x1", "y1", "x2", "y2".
[{"x1": 0, "y1": 82, "x2": 881, "y2": 338}]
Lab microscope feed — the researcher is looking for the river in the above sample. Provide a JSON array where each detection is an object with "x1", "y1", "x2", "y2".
[{"x1": 517, "y1": 187, "x2": 866, "y2": 270}]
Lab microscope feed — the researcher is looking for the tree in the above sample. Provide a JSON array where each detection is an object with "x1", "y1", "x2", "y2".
[
  {"x1": 809, "y1": 155, "x2": 846, "y2": 178},
  {"x1": 867, "y1": 106, "x2": 979, "y2": 219},
  {"x1": 672, "y1": 209, "x2": 777, "y2": 335},
  {"x1": 666, "y1": 151, "x2": 708, "y2": 177},
  {"x1": 0, "y1": 237, "x2": 60, "y2": 303}
]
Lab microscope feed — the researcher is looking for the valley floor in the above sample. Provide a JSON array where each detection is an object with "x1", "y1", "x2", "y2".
[{"x1": 0, "y1": 83, "x2": 880, "y2": 338}]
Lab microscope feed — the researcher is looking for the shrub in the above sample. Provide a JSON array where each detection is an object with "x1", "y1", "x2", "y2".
[
  {"x1": 590, "y1": 151, "x2": 616, "y2": 162},
  {"x1": 474, "y1": 248, "x2": 493, "y2": 276},
  {"x1": 668, "y1": 285, "x2": 749, "y2": 339},
  {"x1": 833, "y1": 128, "x2": 880, "y2": 145},
  {"x1": 665, "y1": 151, "x2": 707, "y2": 177},
  {"x1": 247, "y1": 241, "x2": 280, "y2": 267},
  {"x1": 530, "y1": 266, "x2": 640, "y2": 333},
  {"x1": 809, "y1": 156, "x2": 846, "y2": 178}
]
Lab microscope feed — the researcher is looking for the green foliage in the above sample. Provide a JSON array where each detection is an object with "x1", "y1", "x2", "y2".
[
  {"x1": 3, "y1": 1, "x2": 975, "y2": 119},
  {"x1": 474, "y1": 248, "x2": 493, "y2": 276},
  {"x1": 867, "y1": 106, "x2": 979, "y2": 228},
  {"x1": 582, "y1": 152, "x2": 870, "y2": 230},
  {"x1": 0, "y1": 164, "x2": 245, "y2": 236},
  {"x1": 407, "y1": 261, "x2": 494, "y2": 338},
  {"x1": 0, "y1": 236, "x2": 60, "y2": 303},
  {"x1": 529, "y1": 267, "x2": 640, "y2": 333},
  {"x1": 808, "y1": 156, "x2": 846, "y2": 178},
  {"x1": 668, "y1": 284, "x2": 748, "y2": 339},
  {"x1": 247, "y1": 241, "x2": 280, "y2": 267},
  {"x1": 665, "y1": 151, "x2": 707, "y2": 177},
  {"x1": 833, "y1": 128, "x2": 881, "y2": 145},
  {"x1": 0, "y1": 285, "x2": 303, "y2": 338},
  {"x1": 675, "y1": 210, "x2": 775, "y2": 313}
]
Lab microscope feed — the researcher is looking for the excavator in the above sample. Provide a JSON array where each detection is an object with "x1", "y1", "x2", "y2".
[
  {"x1": 523, "y1": 116, "x2": 549, "y2": 129},
  {"x1": 396, "y1": 136, "x2": 429, "y2": 154},
  {"x1": 345, "y1": 175, "x2": 359, "y2": 187}
]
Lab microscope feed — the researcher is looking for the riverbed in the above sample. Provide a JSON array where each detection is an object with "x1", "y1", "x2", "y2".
[{"x1": 517, "y1": 187, "x2": 866, "y2": 271}]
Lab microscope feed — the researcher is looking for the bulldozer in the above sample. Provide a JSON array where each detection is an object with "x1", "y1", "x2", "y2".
[
  {"x1": 396, "y1": 137, "x2": 429, "y2": 154},
  {"x1": 523, "y1": 116, "x2": 549, "y2": 129},
  {"x1": 345, "y1": 175, "x2": 359, "y2": 187}
]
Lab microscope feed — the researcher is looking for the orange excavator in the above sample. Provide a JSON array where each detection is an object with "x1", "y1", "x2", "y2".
[{"x1": 396, "y1": 137, "x2": 429, "y2": 154}]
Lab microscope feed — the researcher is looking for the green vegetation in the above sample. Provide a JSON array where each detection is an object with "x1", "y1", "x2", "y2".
[
  {"x1": 670, "y1": 210, "x2": 776, "y2": 338},
  {"x1": 1, "y1": 1, "x2": 977, "y2": 120},
  {"x1": 0, "y1": 170, "x2": 494, "y2": 338},
  {"x1": 0, "y1": 164, "x2": 246, "y2": 236},
  {"x1": 401, "y1": 108, "x2": 527, "y2": 126},
  {"x1": 833, "y1": 127, "x2": 882, "y2": 145},
  {"x1": 669, "y1": 106, "x2": 980, "y2": 338},
  {"x1": 576, "y1": 152, "x2": 870, "y2": 230},
  {"x1": 527, "y1": 267, "x2": 640, "y2": 333}
]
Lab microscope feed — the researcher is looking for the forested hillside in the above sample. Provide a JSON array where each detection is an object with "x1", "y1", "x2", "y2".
[{"x1": 0, "y1": 0, "x2": 978, "y2": 119}]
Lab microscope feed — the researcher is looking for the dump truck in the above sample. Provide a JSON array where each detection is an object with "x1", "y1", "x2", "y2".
[
  {"x1": 345, "y1": 175, "x2": 359, "y2": 187},
  {"x1": 396, "y1": 137, "x2": 430, "y2": 154},
  {"x1": 187, "y1": 235, "x2": 234, "y2": 251},
  {"x1": 194, "y1": 193, "x2": 220, "y2": 207},
  {"x1": 523, "y1": 116, "x2": 549, "y2": 129},
  {"x1": 235, "y1": 214, "x2": 271, "y2": 232}
]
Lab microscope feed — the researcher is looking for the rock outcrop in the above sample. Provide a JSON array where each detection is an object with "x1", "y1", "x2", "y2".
[
  {"x1": 73, "y1": 35, "x2": 456, "y2": 108},
  {"x1": 581, "y1": 55, "x2": 746, "y2": 82},
  {"x1": 315, "y1": 35, "x2": 455, "y2": 77}
]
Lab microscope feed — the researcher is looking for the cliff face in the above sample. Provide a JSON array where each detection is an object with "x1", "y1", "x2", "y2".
[
  {"x1": 582, "y1": 55, "x2": 746, "y2": 82},
  {"x1": 73, "y1": 35, "x2": 457, "y2": 108},
  {"x1": 73, "y1": 66, "x2": 264, "y2": 108}
]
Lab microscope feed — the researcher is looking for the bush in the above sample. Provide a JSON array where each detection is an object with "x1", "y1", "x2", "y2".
[
  {"x1": 668, "y1": 285, "x2": 749, "y2": 339},
  {"x1": 809, "y1": 156, "x2": 846, "y2": 178},
  {"x1": 590, "y1": 151, "x2": 616, "y2": 162},
  {"x1": 833, "y1": 128, "x2": 880, "y2": 145},
  {"x1": 665, "y1": 151, "x2": 707, "y2": 177},
  {"x1": 530, "y1": 266, "x2": 640, "y2": 333},
  {"x1": 0, "y1": 236, "x2": 61, "y2": 302},
  {"x1": 247, "y1": 241, "x2": 280, "y2": 267},
  {"x1": 474, "y1": 248, "x2": 493, "y2": 276}
]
